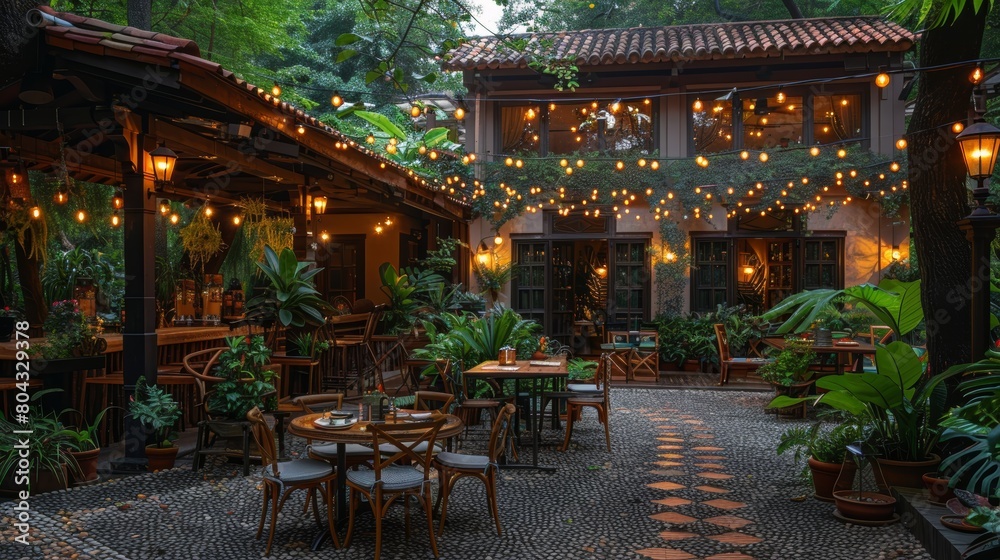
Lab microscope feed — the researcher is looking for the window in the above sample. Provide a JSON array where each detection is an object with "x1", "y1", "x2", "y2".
[
  {"x1": 512, "y1": 242, "x2": 547, "y2": 325},
  {"x1": 743, "y1": 94, "x2": 803, "y2": 150},
  {"x1": 319, "y1": 236, "x2": 365, "y2": 303},
  {"x1": 689, "y1": 90, "x2": 866, "y2": 154},
  {"x1": 611, "y1": 241, "x2": 649, "y2": 328},
  {"x1": 498, "y1": 99, "x2": 653, "y2": 156},
  {"x1": 691, "y1": 98, "x2": 733, "y2": 153},
  {"x1": 498, "y1": 104, "x2": 541, "y2": 154},
  {"x1": 813, "y1": 94, "x2": 863, "y2": 145}
]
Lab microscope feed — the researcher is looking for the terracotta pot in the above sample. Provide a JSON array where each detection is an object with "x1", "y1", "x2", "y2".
[
  {"x1": 832, "y1": 490, "x2": 897, "y2": 521},
  {"x1": 874, "y1": 454, "x2": 940, "y2": 490},
  {"x1": 68, "y1": 448, "x2": 101, "y2": 485},
  {"x1": 681, "y1": 359, "x2": 701, "y2": 372},
  {"x1": 30, "y1": 465, "x2": 68, "y2": 494},
  {"x1": 809, "y1": 457, "x2": 856, "y2": 501},
  {"x1": 531, "y1": 351, "x2": 549, "y2": 360},
  {"x1": 145, "y1": 445, "x2": 179, "y2": 472},
  {"x1": 921, "y1": 472, "x2": 955, "y2": 504}
]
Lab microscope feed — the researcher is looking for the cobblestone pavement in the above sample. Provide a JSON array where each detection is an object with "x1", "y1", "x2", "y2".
[{"x1": 2, "y1": 389, "x2": 933, "y2": 559}]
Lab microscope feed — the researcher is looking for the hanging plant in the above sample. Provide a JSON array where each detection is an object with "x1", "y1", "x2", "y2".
[
  {"x1": 220, "y1": 197, "x2": 294, "y2": 294},
  {"x1": 179, "y1": 212, "x2": 223, "y2": 272}
]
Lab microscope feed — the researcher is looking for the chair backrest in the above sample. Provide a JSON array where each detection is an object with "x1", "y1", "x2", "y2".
[
  {"x1": 361, "y1": 305, "x2": 384, "y2": 341},
  {"x1": 367, "y1": 418, "x2": 445, "y2": 478},
  {"x1": 293, "y1": 393, "x2": 345, "y2": 413},
  {"x1": 414, "y1": 389, "x2": 455, "y2": 413},
  {"x1": 182, "y1": 346, "x2": 227, "y2": 405},
  {"x1": 330, "y1": 295, "x2": 353, "y2": 315},
  {"x1": 600, "y1": 353, "x2": 612, "y2": 404},
  {"x1": 488, "y1": 403, "x2": 517, "y2": 463},
  {"x1": 714, "y1": 323, "x2": 731, "y2": 362},
  {"x1": 329, "y1": 312, "x2": 371, "y2": 338},
  {"x1": 247, "y1": 406, "x2": 279, "y2": 477},
  {"x1": 352, "y1": 298, "x2": 376, "y2": 314},
  {"x1": 870, "y1": 325, "x2": 893, "y2": 345}
]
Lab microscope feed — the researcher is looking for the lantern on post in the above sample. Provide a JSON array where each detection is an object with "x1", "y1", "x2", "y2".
[
  {"x1": 149, "y1": 144, "x2": 178, "y2": 185},
  {"x1": 956, "y1": 121, "x2": 1000, "y2": 216},
  {"x1": 313, "y1": 195, "x2": 328, "y2": 215}
]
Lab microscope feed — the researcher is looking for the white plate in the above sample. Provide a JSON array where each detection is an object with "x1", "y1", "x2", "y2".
[
  {"x1": 409, "y1": 412, "x2": 433, "y2": 420},
  {"x1": 314, "y1": 417, "x2": 358, "y2": 429}
]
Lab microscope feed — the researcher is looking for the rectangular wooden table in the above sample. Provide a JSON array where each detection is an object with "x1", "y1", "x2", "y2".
[
  {"x1": 465, "y1": 357, "x2": 568, "y2": 472},
  {"x1": 762, "y1": 337, "x2": 877, "y2": 374}
]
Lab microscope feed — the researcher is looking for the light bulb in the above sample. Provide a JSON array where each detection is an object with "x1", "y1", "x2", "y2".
[
  {"x1": 75, "y1": 209, "x2": 88, "y2": 223},
  {"x1": 233, "y1": 215, "x2": 241, "y2": 226},
  {"x1": 110, "y1": 212, "x2": 121, "y2": 227},
  {"x1": 271, "y1": 83, "x2": 281, "y2": 97},
  {"x1": 454, "y1": 107, "x2": 465, "y2": 120},
  {"x1": 169, "y1": 213, "x2": 179, "y2": 224},
  {"x1": 875, "y1": 72, "x2": 890, "y2": 88},
  {"x1": 331, "y1": 92, "x2": 343, "y2": 107},
  {"x1": 30, "y1": 206, "x2": 41, "y2": 219}
]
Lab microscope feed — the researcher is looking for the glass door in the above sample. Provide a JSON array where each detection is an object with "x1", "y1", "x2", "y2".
[
  {"x1": 610, "y1": 240, "x2": 649, "y2": 330},
  {"x1": 512, "y1": 242, "x2": 547, "y2": 327},
  {"x1": 550, "y1": 242, "x2": 576, "y2": 342}
]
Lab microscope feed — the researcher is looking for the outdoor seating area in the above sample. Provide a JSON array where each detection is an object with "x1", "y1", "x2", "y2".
[{"x1": 2, "y1": 1, "x2": 1000, "y2": 559}]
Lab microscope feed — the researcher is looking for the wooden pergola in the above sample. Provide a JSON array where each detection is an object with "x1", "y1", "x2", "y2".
[{"x1": 0, "y1": 5, "x2": 469, "y2": 467}]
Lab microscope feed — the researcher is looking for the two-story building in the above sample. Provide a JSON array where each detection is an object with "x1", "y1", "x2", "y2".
[{"x1": 445, "y1": 16, "x2": 914, "y2": 339}]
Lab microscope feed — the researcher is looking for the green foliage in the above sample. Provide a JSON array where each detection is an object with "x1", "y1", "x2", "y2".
[
  {"x1": 419, "y1": 237, "x2": 466, "y2": 274},
  {"x1": 0, "y1": 389, "x2": 74, "y2": 488},
  {"x1": 471, "y1": 252, "x2": 513, "y2": 305},
  {"x1": 939, "y1": 353, "x2": 1000, "y2": 496},
  {"x1": 178, "y1": 212, "x2": 223, "y2": 273},
  {"x1": 654, "y1": 304, "x2": 759, "y2": 368},
  {"x1": 413, "y1": 305, "x2": 541, "y2": 373},
  {"x1": 245, "y1": 246, "x2": 332, "y2": 328},
  {"x1": 41, "y1": 247, "x2": 119, "y2": 309},
  {"x1": 129, "y1": 376, "x2": 182, "y2": 448},
  {"x1": 207, "y1": 336, "x2": 278, "y2": 420},
  {"x1": 777, "y1": 419, "x2": 866, "y2": 478},
  {"x1": 38, "y1": 299, "x2": 92, "y2": 359},
  {"x1": 758, "y1": 339, "x2": 816, "y2": 386},
  {"x1": 567, "y1": 358, "x2": 598, "y2": 381},
  {"x1": 655, "y1": 220, "x2": 687, "y2": 316},
  {"x1": 762, "y1": 279, "x2": 923, "y2": 337},
  {"x1": 62, "y1": 407, "x2": 112, "y2": 452}
]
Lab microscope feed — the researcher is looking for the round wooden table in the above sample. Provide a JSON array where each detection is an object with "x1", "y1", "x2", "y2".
[{"x1": 287, "y1": 411, "x2": 464, "y2": 550}]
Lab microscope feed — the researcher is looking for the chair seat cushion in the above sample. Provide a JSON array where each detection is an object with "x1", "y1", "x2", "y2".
[
  {"x1": 378, "y1": 442, "x2": 443, "y2": 455},
  {"x1": 347, "y1": 464, "x2": 425, "y2": 491},
  {"x1": 567, "y1": 396, "x2": 604, "y2": 405},
  {"x1": 434, "y1": 451, "x2": 489, "y2": 470},
  {"x1": 310, "y1": 443, "x2": 374, "y2": 459},
  {"x1": 269, "y1": 458, "x2": 333, "y2": 483},
  {"x1": 567, "y1": 383, "x2": 599, "y2": 393}
]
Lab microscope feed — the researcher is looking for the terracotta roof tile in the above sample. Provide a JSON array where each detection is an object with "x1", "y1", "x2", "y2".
[{"x1": 445, "y1": 16, "x2": 912, "y2": 71}]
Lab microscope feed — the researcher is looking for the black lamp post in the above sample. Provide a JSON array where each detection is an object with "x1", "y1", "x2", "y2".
[{"x1": 956, "y1": 119, "x2": 1000, "y2": 361}]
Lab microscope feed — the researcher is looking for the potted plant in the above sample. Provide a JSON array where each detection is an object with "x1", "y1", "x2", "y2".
[
  {"x1": 778, "y1": 420, "x2": 864, "y2": 501},
  {"x1": 128, "y1": 376, "x2": 182, "y2": 471},
  {"x1": 760, "y1": 338, "x2": 816, "y2": 404},
  {"x1": 567, "y1": 358, "x2": 598, "y2": 384},
  {"x1": 207, "y1": 335, "x2": 278, "y2": 421},
  {"x1": 0, "y1": 390, "x2": 74, "y2": 493},
  {"x1": 831, "y1": 442, "x2": 898, "y2": 523},
  {"x1": 63, "y1": 407, "x2": 112, "y2": 485}
]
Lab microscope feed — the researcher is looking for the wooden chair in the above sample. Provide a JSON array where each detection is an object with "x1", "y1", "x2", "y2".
[
  {"x1": 440, "y1": 361, "x2": 501, "y2": 436},
  {"x1": 293, "y1": 393, "x2": 374, "y2": 470},
  {"x1": 629, "y1": 331, "x2": 659, "y2": 382},
  {"x1": 413, "y1": 390, "x2": 455, "y2": 413},
  {"x1": 433, "y1": 403, "x2": 516, "y2": 536},
  {"x1": 329, "y1": 295, "x2": 353, "y2": 315},
  {"x1": 560, "y1": 354, "x2": 611, "y2": 452},
  {"x1": 247, "y1": 407, "x2": 339, "y2": 555},
  {"x1": 715, "y1": 323, "x2": 766, "y2": 386},
  {"x1": 344, "y1": 418, "x2": 446, "y2": 560}
]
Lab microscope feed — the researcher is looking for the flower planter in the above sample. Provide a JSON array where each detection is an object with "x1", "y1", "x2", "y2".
[
  {"x1": 832, "y1": 490, "x2": 897, "y2": 521},
  {"x1": 145, "y1": 445, "x2": 179, "y2": 472},
  {"x1": 874, "y1": 454, "x2": 940, "y2": 490},
  {"x1": 809, "y1": 457, "x2": 857, "y2": 501},
  {"x1": 921, "y1": 472, "x2": 955, "y2": 504},
  {"x1": 68, "y1": 448, "x2": 101, "y2": 485}
]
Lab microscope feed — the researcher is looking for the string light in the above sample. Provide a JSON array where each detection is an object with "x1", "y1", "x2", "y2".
[
  {"x1": 271, "y1": 83, "x2": 281, "y2": 97},
  {"x1": 952, "y1": 122, "x2": 965, "y2": 134},
  {"x1": 296, "y1": 123, "x2": 306, "y2": 134},
  {"x1": 775, "y1": 88, "x2": 786, "y2": 104},
  {"x1": 331, "y1": 92, "x2": 343, "y2": 107},
  {"x1": 233, "y1": 215, "x2": 242, "y2": 226},
  {"x1": 692, "y1": 98, "x2": 703, "y2": 112},
  {"x1": 896, "y1": 138, "x2": 907, "y2": 150},
  {"x1": 30, "y1": 206, "x2": 41, "y2": 219},
  {"x1": 759, "y1": 152, "x2": 769, "y2": 162},
  {"x1": 410, "y1": 104, "x2": 422, "y2": 118},
  {"x1": 112, "y1": 191, "x2": 124, "y2": 210},
  {"x1": 75, "y1": 209, "x2": 88, "y2": 223},
  {"x1": 810, "y1": 146, "x2": 820, "y2": 156},
  {"x1": 366, "y1": 133, "x2": 375, "y2": 144},
  {"x1": 971, "y1": 65, "x2": 984, "y2": 84},
  {"x1": 110, "y1": 211, "x2": 121, "y2": 228},
  {"x1": 54, "y1": 189, "x2": 68, "y2": 204},
  {"x1": 159, "y1": 202, "x2": 170, "y2": 214},
  {"x1": 454, "y1": 107, "x2": 465, "y2": 120},
  {"x1": 875, "y1": 72, "x2": 891, "y2": 88}
]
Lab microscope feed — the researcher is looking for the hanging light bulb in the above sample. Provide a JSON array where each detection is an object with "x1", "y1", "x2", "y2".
[
  {"x1": 759, "y1": 152, "x2": 769, "y2": 162},
  {"x1": 112, "y1": 190, "x2": 124, "y2": 210},
  {"x1": 30, "y1": 206, "x2": 42, "y2": 219},
  {"x1": 970, "y1": 65, "x2": 984, "y2": 84},
  {"x1": 54, "y1": 189, "x2": 68, "y2": 205},
  {"x1": 319, "y1": 231, "x2": 330, "y2": 241},
  {"x1": 331, "y1": 92, "x2": 343, "y2": 107},
  {"x1": 837, "y1": 148, "x2": 847, "y2": 158},
  {"x1": 169, "y1": 213, "x2": 179, "y2": 225},
  {"x1": 810, "y1": 146, "x2": 820, "y2": 156},
  {"x1": 526, "y1": 108, "x2": 536, "y2": 120},
  {"x1": 296, "y1": 123, "x2": 306, "y2": 134},
  {"x1": 75, "y1": 209, "x2": 88, "y2": 223},
  {"x1": 411, "y1": 104, "x2": 422, "y2": 118},
  {"x1": 896, "y1": 138, "x2": 908, "y2": 150},
  {"x1": 375, "y1": 224, "x2": 384, "y2": 234},
  {"x1": 615, "y1": 161, "x2": 625, "y2": 170},
  {"x1": 875, "y1": 72, "x2": 891, "y2": 88},
  {"x1": 203, "y1": 204, "x2": 213, "y2": 217},
  {"x1": 110, "y1": 211, "x2": 121, "y2": 228},
  {"x1": 454, "y1": 107, "x2": 465, "y2": 120},
  {"x1": 271, "y1": 83, "x2": 281, "y2": 97},
  {"x1": 233, "y1": 215, "x2": 242, "y2": 226},
  {"x1": 692, "y1": 98, "x2": 703, "y2": 112},
  {"x1": 366, "y1": 133, "x2": 376, "y2": 144},
  {"x1": 159, "y1": 201, "x2": 170, "y2": 215},
  {"x1": 650, "y1": 160, "x2": 660, "y2": 170},
  {"x1": 952, "y1": 122, "x2": 965, "y2": 134},
  {"x1": 775, "y1": 89, "x2": 786, "y2": 104}
]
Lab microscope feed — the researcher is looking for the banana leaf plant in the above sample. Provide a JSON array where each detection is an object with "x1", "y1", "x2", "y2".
[
  {"x1": 761, "y1": 279, "x2": 922, "y2": 337},
  {"x1": 245, "y1": 246, "x2": 332, "y2": 328},
  {"x1": 938, "y1": 352, "x2": 1000, "y2": 496},
  {"x1": 770, "y1": 341, "x2": 965, "y2": 461},
  {"x1": 352, "y1": 110, "x2": 461, "y2": 166}
]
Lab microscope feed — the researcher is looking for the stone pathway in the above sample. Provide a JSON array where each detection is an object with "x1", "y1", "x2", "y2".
[{"x1": 1, "y1": 389, "x2": 933, "y2": 559}]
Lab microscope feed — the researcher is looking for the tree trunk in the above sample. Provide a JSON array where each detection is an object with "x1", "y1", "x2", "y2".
[
  {"x1": 127, "y1": 0, "x2": 151, "y2": 31},
  {"x1": 907, "y1": 4, "x2": 989, "y2": 376},
  {"x1": 14, "y1": 227, "x2": 46, "y2": 326},
  {"x1": 779, "y1": 0, "x2": 805, "y2": 19}
]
